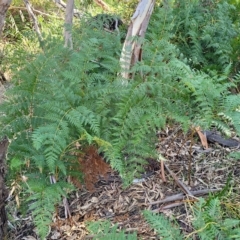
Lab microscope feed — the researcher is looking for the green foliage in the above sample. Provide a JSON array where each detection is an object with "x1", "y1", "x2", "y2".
[
  {"x1": 87, "y1": 195, "x2": 240, "y2": 240},
  {"x1": 144, "y1": 4, "x2": 240, "y2": 134},
  {"x1": 87, "y1": 220, "x2": 137, "y2": 240},
  {"x1": 2, "y1": 0, "x2": 64, "y2": 73},
  {"x1": 26, "y1": 176, "x2": 74, "y2": 239},
  {"x1": 1, "y1": 19, "x2": 163, "y2": 237},
  {"x1": 192, "y1": 197, "x2": 240, "y2": 239},
  {"x1": 143, "y1": 210, "x2": 184, "y2": 240},
  {"x1": 169, "y1": 0, "x2": 239, "y2": 72},
  {"x1": 1, "y1": 1, "x2": 240, "y2": 239},
  {"x1": 229, "y1": 151, "x2": 240, "y2": 160},
  {"x1": 117, "y1": 0, "x2": 139, "y2": 21}
]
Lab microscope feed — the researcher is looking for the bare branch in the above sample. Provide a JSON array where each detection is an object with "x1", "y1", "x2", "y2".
[
  {"x1": 148, "y1": 189, "x2": 221, "y2": 205},
  {"x1": 53, "y1": 0, "x2": 83, "y2": 18},
  {"x1": 94, "y1": 0, "x2": 110, "y2": 11},
  {"x1": 164, "y1": 163, "x2": 194, "y2": 197},
  {"x1": 9, "y1": 6, "x2": 64, "y2": 19},
  {"x1": 23, "y1": 0, "x2": 42, "y2": 41}
]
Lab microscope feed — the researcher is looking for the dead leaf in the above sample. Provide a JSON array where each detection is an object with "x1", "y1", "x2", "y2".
[{"x1": 195, "y1": 126, "x2": 208, "y2": 149}]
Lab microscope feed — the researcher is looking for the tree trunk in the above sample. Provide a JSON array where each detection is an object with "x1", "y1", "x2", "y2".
[
  {"x1": 120, "y1": 0, "x2": 156, "y2": 79},
  {"x1": 64, "y1": 0, "x2": 74, "y2": 49},
  {"x1": 0, "y1": 136, "x2": 9, "y2": 240},
  {"x1": 0, "y1": 0, "x2": 12, "y2": 37}
]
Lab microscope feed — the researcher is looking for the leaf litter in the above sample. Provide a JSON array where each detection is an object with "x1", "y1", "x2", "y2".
[{"x1": 8, "y1": 126, "x2": 240, "y2": 239}]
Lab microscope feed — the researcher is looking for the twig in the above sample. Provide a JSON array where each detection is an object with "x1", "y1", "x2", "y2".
[
  {"x1": 159, "y1": 155, "x2": 167, "y2": 182},
  {"x1": 50, "y1": 175, "x2": 72, "y2": 219},
  {"x1": 23, "y1": 0, "x2": 42, "y2": 41},
  {"x1": 53, "y1": 0, "x2": 83, "y2": 18},
  {"x1": 160, "y1": 160, "x2": 166, "y2": 182},
  {"x1": 164, "y1": 163, "x2": 193, "y2": 196},
  {"x1": 148, "y1": 188, "x2": 220, "y2": 205},
  {"x1": 153, "y1": 202, "x2": 184, "y2": 212},
  {"x1": 9, "y1": 6, "x2": 64, "y2": 19},
  {"x1": 63, "y1": 197, "x2": 71, "y2": 218},
  {"x1": 160, "y1": 125, "x2": 181, "y2": 144}
]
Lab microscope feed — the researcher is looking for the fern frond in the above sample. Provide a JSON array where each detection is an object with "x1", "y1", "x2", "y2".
[
  {"x1": 87, "y1": 220, "x2": 137, "y2": 240},
  {"x1": 26, "y1": 177, "x2": 73, "y2": 239},
  {"x1": 143, "y1": 210, "x2": 183, "y2": 240},
  {"x1": 193, "y1": 197, "x2": 240, "y2": 240}
]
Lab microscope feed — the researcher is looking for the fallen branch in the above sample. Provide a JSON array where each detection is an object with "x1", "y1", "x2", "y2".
[
  {"x1": 148, "y1": 188, "x2": 220, "y2": 205},
  {"x1": 153, "y1": 202, "x2": 184, "y2": 211},
  {"x1": 164, "y1": 163, "x2": 193, "y2": 196},
  {"x1": 151, "y1": 188, "x2": 221, "y2": 212}
]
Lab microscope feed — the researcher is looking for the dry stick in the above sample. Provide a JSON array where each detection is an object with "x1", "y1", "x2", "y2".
[
  {"x1": 23, "y1": 0, "x2": 42, "y2": 41},
  {"x1": 160, "y1": 125, "x2": 182, "y2": 145},
  {"x1": 160, "y1": 160, "x2": 166, "y2": 182},
  {"x1": 53, "y1": 0, "x2": 83, "y2": 17},
  {"x1": 152, "y1": 202, "x2": 184, "y2": 212},
  {"x1": 9, "y1": 6, "x2": 64, "y2": 19},
  {"x1": 63, "y1": 196, "x2": 71, "y2": 219},
  {"x1": 148, "y1": 188, "x2": 221, "y2": 205},
  {"x1": 50, "y1": 175, "x2": 72, "y2": 219},
  {"x1": 188, "y1": 128, "x2": 195, "y2": 185},
  {"x1": 164, "y1": 163, "x2": 194, "y2": 197},
  {"x1": 152, "y1": 189, "x2": 221, "y2": 212}
]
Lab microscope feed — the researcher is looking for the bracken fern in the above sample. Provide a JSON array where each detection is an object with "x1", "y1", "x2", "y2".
[{"x1": 1, "y1": 4, "x2": 240, "y2": 238}]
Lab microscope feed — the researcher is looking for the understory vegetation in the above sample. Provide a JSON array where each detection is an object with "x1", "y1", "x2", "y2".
[
  {"x1": 87, "y1": 195, "x2": 240, "y2": 240},
  {"x1": 1, "y1": 0, "x2": 240, "y2": 239}
]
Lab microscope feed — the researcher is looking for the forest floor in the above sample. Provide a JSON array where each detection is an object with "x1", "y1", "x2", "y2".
[
  {"x1": 1, "y1": 74, "x2": 239, "y2": 240},
  {"x1": 6, "y1": 124, "x2": 240, "y2": 240}
]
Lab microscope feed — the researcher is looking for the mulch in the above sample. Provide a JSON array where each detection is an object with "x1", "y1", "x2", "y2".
[{"x1": 7, "y1": 126, "x2": 240, "y2": 240}]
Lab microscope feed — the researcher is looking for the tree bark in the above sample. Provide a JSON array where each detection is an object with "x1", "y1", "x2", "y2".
[
  {"x1": 0, "y1": 0, "x2": 12, "y2": 37},
  {"x1": 0, "y1": 136, "x2": 9, "y2": 240},
  {"x1": 64, "y1": 0, "x2": 74, "y2": 49},
  {"x1": 120, "y1": 0, "x2": 156, "y2": 79}
]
